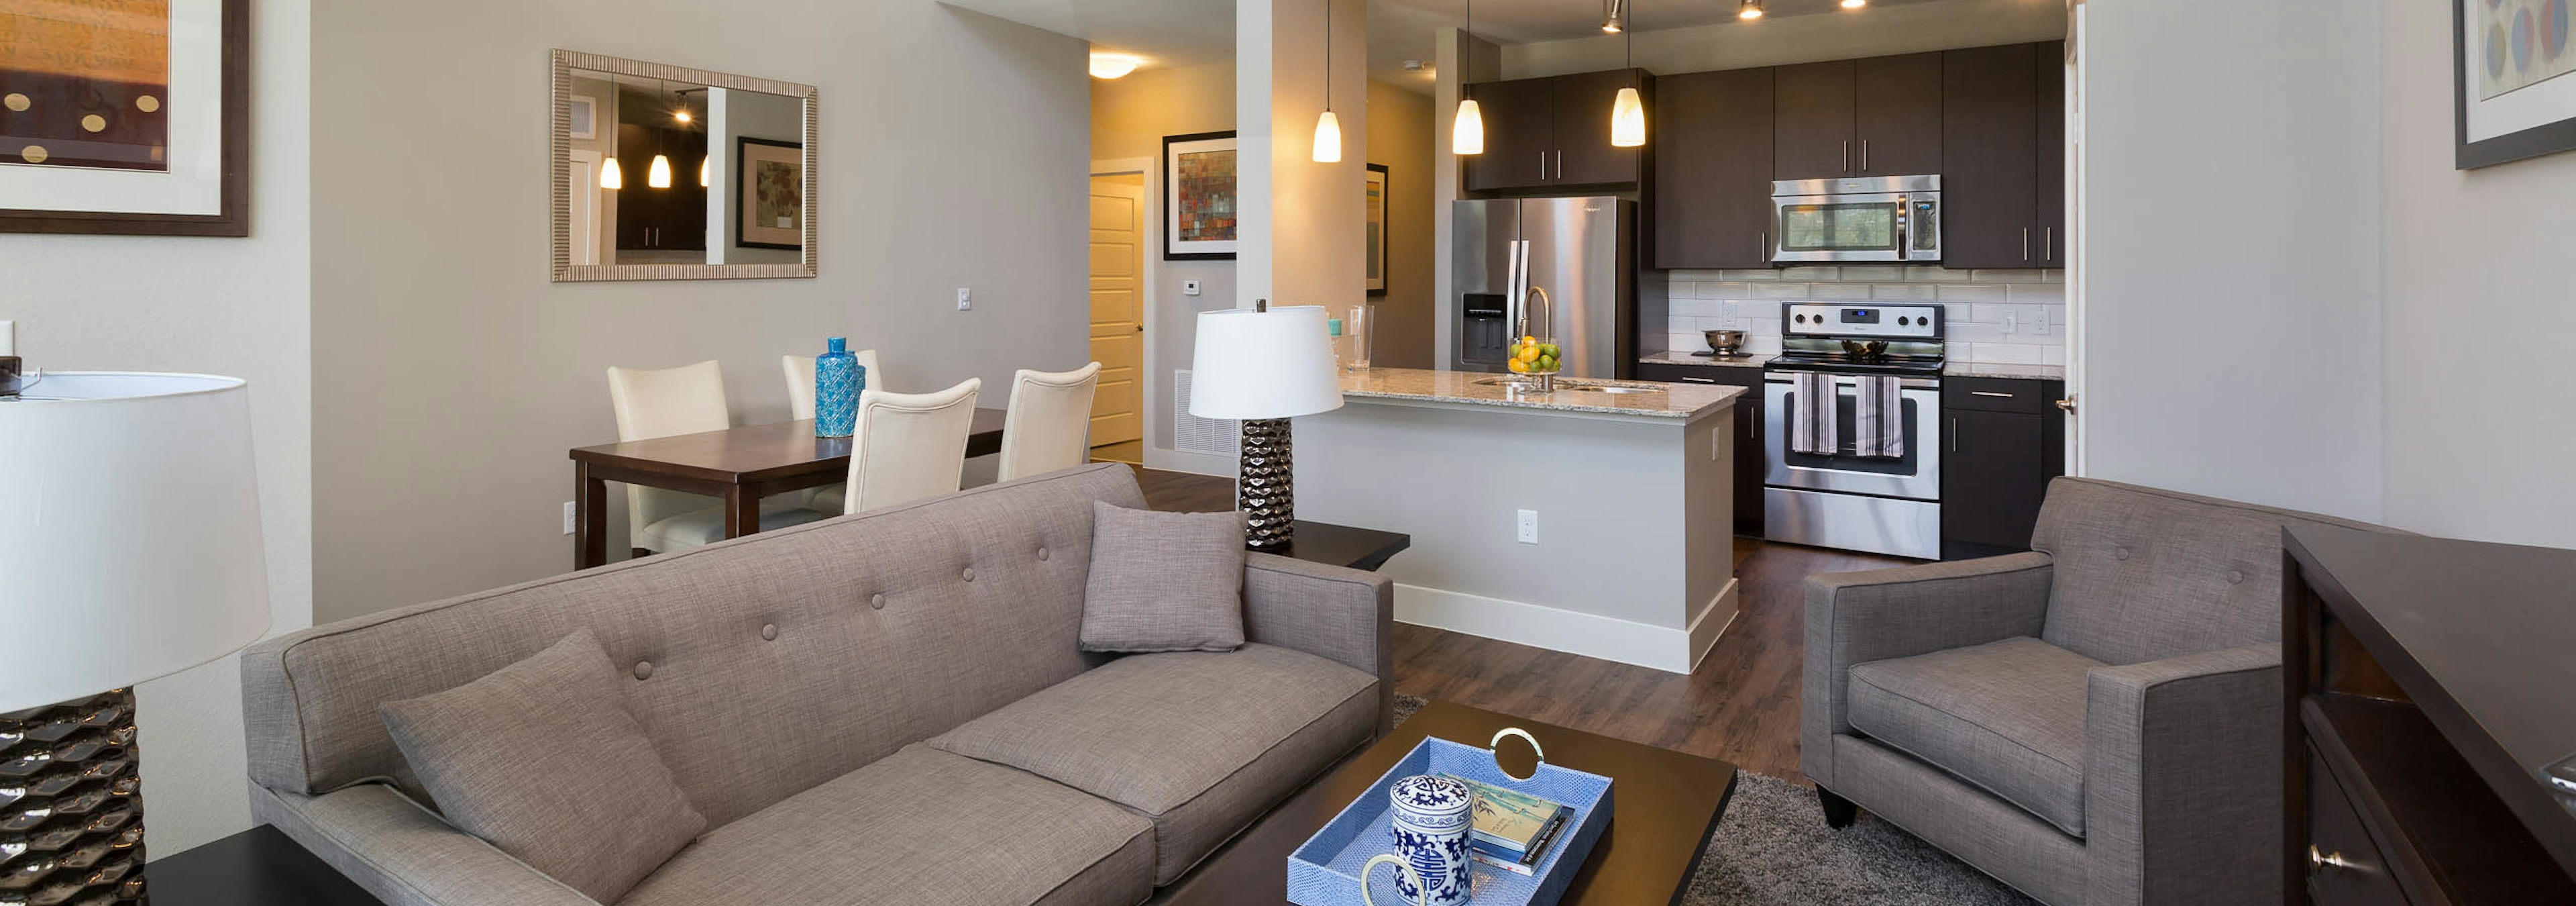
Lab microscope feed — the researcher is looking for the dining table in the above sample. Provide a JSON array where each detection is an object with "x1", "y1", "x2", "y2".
[{"x1": 567, "y1": 409, "x2": 1006, "y2": 569}]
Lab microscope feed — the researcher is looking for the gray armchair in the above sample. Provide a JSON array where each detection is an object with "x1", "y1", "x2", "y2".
[{"x1": 1801, "y1": 477, "x2": 2392, "y2": 906}]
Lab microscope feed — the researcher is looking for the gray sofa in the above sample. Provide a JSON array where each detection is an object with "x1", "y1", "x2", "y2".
[
  {"x1": 240, "y1": 462, "x2": 1393, "y2": 906},
  {"x1": 1801, "y1": 477, "x2": 2392, "y2": 906}
]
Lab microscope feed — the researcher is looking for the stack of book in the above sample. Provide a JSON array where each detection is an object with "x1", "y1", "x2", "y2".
[{"x1": 1442, "y1": 775, "x2": 1574, "y2": 876}]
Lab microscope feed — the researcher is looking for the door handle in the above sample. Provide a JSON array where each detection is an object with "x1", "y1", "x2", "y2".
[
  {"x1": 1860, "y1": 139, "x2": 1869, "y2": 172},
  {"x1": 1842, "y1": 140, "x2": 1850, "y2": 172},
  {"x1": 2055, "y1": 397, "x2": 2076, "y2": 413}
]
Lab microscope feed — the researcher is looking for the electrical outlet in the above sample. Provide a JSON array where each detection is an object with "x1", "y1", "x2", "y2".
[
  {"x1": 2031, "y1": 309, "x2": 2051, "y2": 336},
  {"x1": 1183, "y1": 280, "x2": 1202, "y2": 297},
  {"x1": 562, "y1": 501, "x2": 578, "y2": 536},
  {"x1": 2001, "y1": 310, "x2": 2020, "y2": 334},
  {"x1": 1515, "y1": 509, "x2": 1539, "y2": 545},
  {"x1": 955, "y1": 288, "x2": 972, "y2": 311},
  {"x1": 0, "y1": 319, "x2": 14, "y2": 356},
  {"x1": 1721, "y1": 301, "x2": 1738, "y2": 319}
]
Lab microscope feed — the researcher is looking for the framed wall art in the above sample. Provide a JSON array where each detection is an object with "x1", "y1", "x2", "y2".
[
  {"x1": 734, "y1": 136, "x2": 802, "y2": 250},
  {"x1": 0, "y1": 0, "x2": 249, "y2": 235},
  {"x1": 1364, "y1": 163, "x2": 1388, "y2": 295},
  {"x1": 1163, "y1": 130, "x2": 1236, "y2": 260},
  {"x1": 2456, "y1": 0, "x2": 2576, "y2": 168}
]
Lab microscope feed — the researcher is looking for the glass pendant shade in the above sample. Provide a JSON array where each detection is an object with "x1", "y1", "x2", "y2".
[
  {"x1": 1312, "y1": 110, "x2": 1343, "y2": 163},
  {"x1": 698, "y1": 156, "x2": 709, "y2": 187},
  {"x1": 1453, "y1": 99, "x2": 1486, "y2": 154},
  {"x1": 599, "y1": 156, "x2": 623, "y2": 189},
  {"x1": 1611, "y1": 87, "x2": 1646, "y2": 147},
  {"x1": 647, "y1": 154, "x2": 673, "y2": 189}
]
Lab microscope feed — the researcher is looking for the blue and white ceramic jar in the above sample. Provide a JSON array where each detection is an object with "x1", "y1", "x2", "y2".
[
  {"x1": 814, "y1": 338, "x2": 861, "y2": 438},
  {"x1": 1386, "y1": 775, "x2": 1473, "y2": 906}
]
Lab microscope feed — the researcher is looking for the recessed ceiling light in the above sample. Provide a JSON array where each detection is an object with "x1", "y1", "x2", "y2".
[
  {"x1": 1089, "y1": 54, "x2": 1142, "y2": 79},
  {"x1": 1739, "y1": 0, "x2": 1764, "y2": 19},
  {"x1": 1840, "y1": 0, "x2": 1866, "y2": 8}
]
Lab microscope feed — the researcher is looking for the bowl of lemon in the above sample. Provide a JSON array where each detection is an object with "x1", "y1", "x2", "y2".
[{"x1": 1507, "y1": 336, "x2": 1561, "y2": 376}]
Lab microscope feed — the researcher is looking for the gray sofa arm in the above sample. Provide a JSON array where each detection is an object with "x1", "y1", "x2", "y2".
[
  {"x1": 1241, "y1": 552, "x2": 1395, "y2": 736},
  {"x1": 250, "y1": 782, "x2": 600, "y2": 906},
  {"x1": 2081, "y1": 642, "x2": 2283, "y2": 906},
  {"x1": 1801, "y1": 552, "x2": 2054, "y2": 786}
]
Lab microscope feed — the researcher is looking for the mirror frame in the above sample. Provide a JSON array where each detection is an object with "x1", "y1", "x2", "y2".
[{"x1": 550, "y1": 50, "x2": 818, "y2": 282}]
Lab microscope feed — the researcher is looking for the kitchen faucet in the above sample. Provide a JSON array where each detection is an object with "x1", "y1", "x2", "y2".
[{"x1": 1522, "y1": 284, "x2": 1556, "y2": 393}]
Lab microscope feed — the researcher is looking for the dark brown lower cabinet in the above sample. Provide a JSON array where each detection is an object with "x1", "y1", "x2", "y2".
[
  {"x1": 1638, "y1": 363, "x2": 1763, "y2": 534},
  {"x1": 1939, "y1": 375, "x2": 2062, "y2": 559}
]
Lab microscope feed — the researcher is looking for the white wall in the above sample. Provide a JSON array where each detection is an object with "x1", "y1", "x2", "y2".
[
  {"x1": 2078, "y1": 0, "x2": 2383, "y2": 520},
  {"x1": 0, "y1": 0, "x2": 313, "y2": 856},
  {"x1": 309, "y1": 1, "x2": 1091, "y2": 621},
  {"x1": 2377, "y1": 0, "x2": 2576, "y2": 547}
]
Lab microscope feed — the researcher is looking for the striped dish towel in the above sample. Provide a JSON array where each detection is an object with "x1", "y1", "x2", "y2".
[
  {"x1": 1790, "y1": 372, "x2": 1839, "y2": 455},
  {"x1": 1853, "y1": 376, "x2": 1905, "y2": 458}
]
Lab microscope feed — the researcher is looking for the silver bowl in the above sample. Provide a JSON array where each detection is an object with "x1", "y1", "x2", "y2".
[{"x1": 1703, "y1": 329, "x2": 1746, "y2": 354}]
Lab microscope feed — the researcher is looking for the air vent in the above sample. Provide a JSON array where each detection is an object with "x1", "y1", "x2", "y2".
[{"x1": 1173, "y1": 370, "x2": 1239, "y2": 456}]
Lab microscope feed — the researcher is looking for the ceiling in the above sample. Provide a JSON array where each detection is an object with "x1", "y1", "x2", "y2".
[{"x1": 941, "y1": 0, "x2": 1237, "y2": 73}]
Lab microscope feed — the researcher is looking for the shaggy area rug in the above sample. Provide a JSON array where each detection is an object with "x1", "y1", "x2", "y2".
[{"x1": 1389, "y1": 695, "x2": 2038, "y2": 906}]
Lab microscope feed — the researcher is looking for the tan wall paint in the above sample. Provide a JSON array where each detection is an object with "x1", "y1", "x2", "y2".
[
  {"x1": 1090, "y1": 62, "x2": 1237, "y2": 464},
  {"x1": 1239, "y1": 0, "x2": 1369, "y2": 314},
  {"x1": 1364, "y1": 79, "x2": 1434, "y2": 368},
  {"x1": 1503, "y1": 0, "x2": 2065, "y2": 79},
  {"x1": 311, "y1": 1, "x2": 1091, "y2": 621}
]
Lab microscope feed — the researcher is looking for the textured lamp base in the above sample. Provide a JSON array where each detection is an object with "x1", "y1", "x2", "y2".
[
  {"x1": 1, "y1": 689, "x2": 147, "y2": 906},
  {"x1": 1239, "y1": 417, "x2": 1295, "y2": 550}
]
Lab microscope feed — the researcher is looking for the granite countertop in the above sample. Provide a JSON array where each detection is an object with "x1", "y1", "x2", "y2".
[
  {"x1": 1338, "y1": 368, "x2": 1742, "y2": 420},
  {"x1": 1638, "y1": 350, "x2": 1773, "y2": 369},
  {"x1": 1945, "y1": 362, "x2": 2066, "y2": 381}
]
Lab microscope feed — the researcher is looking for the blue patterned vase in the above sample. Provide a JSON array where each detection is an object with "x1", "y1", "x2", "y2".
[
  {"x1": 1387, "y1": 775, "x2": 1473, "y2": 905},
  {"x1": 814, "y1": 338, "x2": 861, "y2": 438}
]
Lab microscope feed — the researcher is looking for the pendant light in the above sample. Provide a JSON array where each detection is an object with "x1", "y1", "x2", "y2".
[
  {"x1": 1601, "y1": 0, "x2": 1622, "y2": 32},
  {"x1": 599, "y1": 73, "x2": 623, "y2": 189},
  {"x1": 1452, "y1": 0, "x2": 1485, "y2": 155},
  {"x1": 1609, "y1": 0, "x2": 1644, "y2": 147},
  {"x1": 1738, "y1": 0, "x2": 1764, "y2": 20},
  {"x1": 698, "y1": 156, "x2": 709, "y2": 187},
  {"x1": 1311, "y1": 0, "x2": 1342, "y2": 162},
  {"x1": 646, "y1": 79, "x2": 674, "y2": 189}
]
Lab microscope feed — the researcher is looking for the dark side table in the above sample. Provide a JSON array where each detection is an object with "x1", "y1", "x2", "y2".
[
  {"x1": 144, "y1": 825, "x2": 384, "y2": 906},
  {"x1": 1275, "y1": 520, "x2": 1410, "y2": 572}
]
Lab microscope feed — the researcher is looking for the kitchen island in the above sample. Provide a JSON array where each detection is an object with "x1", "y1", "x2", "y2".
[{"x1": 1294, "y1": 368, "x2": 1743, "y2": 672}]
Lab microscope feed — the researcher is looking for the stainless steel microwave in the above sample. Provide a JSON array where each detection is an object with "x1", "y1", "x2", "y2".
[{"x1": 1771, "y1": 174, "x2": 1941, "y2": 264}]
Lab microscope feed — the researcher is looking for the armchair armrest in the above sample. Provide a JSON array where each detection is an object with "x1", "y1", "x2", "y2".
[
  {"x1": 2082, "y1": 642, "x2": 2283, "y2": 906},
  {"x1": 250, "y1": 782, "x2": 600, "y2": 906},
  {"x1": 1241, "y1": 552, "x2": 1395, "y2": 736},
  {"x1": 1801, "y1": 552, "x2": 2053, "y2": 786}
]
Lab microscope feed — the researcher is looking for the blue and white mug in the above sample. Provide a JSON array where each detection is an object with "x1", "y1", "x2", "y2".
[{"x1": 1379, "y1": 774, "x2": 1472, "y2": 906}]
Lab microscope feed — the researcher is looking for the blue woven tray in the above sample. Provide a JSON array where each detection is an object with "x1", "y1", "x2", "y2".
[{"x1": 1287, "y1": 736, "x2": 1613, "y2": 906}]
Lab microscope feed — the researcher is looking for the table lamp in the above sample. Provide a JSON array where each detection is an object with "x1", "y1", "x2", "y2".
[
  {"x1": 0, "y1": 372, "x2": 272, "y2": 905},
  {"x1": 1189, "y1": 302, "x2": 1345, "y2": 549}
]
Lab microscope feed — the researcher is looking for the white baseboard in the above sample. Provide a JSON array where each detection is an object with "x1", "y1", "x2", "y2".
[
  {"x1": 1142, "y1": 445, "x2": 1239, "y2": 478},
  {"x1": 1394, "y1": 580, "x2": 1741, "y2": 674}
]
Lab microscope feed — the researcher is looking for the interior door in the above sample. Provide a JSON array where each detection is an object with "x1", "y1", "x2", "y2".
[
  {"x1": 1774, "y1": 60, "x2": 1856, "y2": 180},
  {"x1": 1087, "y1": 177, "x2": 1145, "y2": 446},
  {"x1": 1853, "y1": 52, "x2": 1943, "y2": 176}
]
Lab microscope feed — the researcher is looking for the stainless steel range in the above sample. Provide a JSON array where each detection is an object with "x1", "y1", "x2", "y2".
[{"x1": 1762, "y1": 303, "x2": 1945, "y2": 559}]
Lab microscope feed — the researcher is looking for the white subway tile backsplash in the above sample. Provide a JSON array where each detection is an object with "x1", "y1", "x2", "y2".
[
  {"x1": 1721, "y1": 269, "x2": 1780, "y2": 282},
  {"x1": 1672, "y1": 298, "x2": 1720, "y2": 318},
  {"x1": 1971, "y1": 269, "x2": 2051, "y2": 284},
  {"x1": 1945, "y1": 321, "x2": 2012, "y2": 343},
  {"x1": 2041, "y1": 270, "x2": 2065, "y2": 283},
  {"x1": 1780, "y1": 265, "x2": 1840, "y2": 281},
  {"x1": 1699, "y1": 281, "x2": 1752, "y2": 299},
  {"x1": 1808, "y1": 283, "x2": 1874, "y2": 302},
  {"x1": 1870, "y1": 283, "x2": 1937, "y2": 301},
  {"x1": 1753, "y1": 283, "x2": 1814, "y2": 299},
  {"x1": 1971, "y1": 303, "x2": 2017, "y2": 324},
  {"x1": 1971, "y1": 343, "x2": 2045, "y2": 364},
  {"x1": 2041, "y1": 346, "x2": 2066, "y2": 366},
  {"x1": 1905, "y1": 267, "x2": 1974, "y2": 283},
  {"x1": 2008, "y1": 283, "x2": 2065, "y2": 304},
  {"x1": 1654, "y1": 266, "x2": 2063, "y2": 367},
  {"x1": 1837, "y1": 264, "x2": 1907, "y2": 282},
  {"x1": 1935, "y1": 284, "x2": 2009, "y2": 302}
]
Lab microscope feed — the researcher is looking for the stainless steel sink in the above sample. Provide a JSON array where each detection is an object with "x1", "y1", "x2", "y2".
[
  {"x1": 1471, "y1": 377, "x2": 1546, "y2": 389},
  {"x1": 1559, "y1": 383, "x2": 1666, "y2": 395}
]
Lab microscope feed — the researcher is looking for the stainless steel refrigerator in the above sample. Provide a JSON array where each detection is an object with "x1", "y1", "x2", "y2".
[{"x1": 1452, "y1": 197, "x2": 1662, "y2": 379}]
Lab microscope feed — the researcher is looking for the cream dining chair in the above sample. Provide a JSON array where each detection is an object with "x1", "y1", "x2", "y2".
[
  {"x1": 606, "y1": 360, "x2": 824, "y2": 556},
  {"x1": 841, "y1": 378, "x2": 981, "y2": 515},
  {"x1": 782, "y1": 349, "x2": 885, "y2": 420},
  {"x1": 996, "y1": 362, "x2": 1102, "y2": 483}
]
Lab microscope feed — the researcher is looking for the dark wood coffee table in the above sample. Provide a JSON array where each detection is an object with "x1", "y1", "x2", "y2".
[{"x1": 1152, "y1": 700, "x2": 1737, "y2": 905}]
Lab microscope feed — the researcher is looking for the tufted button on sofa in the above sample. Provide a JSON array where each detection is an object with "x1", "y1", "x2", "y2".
[
  {"x1": 1802, "y1": 477, "x2": 2399, "y2": 906},
  {"x1": 239, "y1": 463, "x2": 1394, "y2": 906}
]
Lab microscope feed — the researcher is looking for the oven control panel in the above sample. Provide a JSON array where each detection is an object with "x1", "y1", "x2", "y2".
[{"x1": 1782, "y1": 304, "x2": 1943, "y2": 340}]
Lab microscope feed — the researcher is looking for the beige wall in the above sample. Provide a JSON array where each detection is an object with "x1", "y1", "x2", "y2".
[
  {"x1": 1502, "y1": 0, "x2": 2066, "y2": 79},
  {"x1": 1093, "y1": 62, "x2": 1238, "y2": 160},
  {"x1": 1091, "y1": 63, "x2": 1238, "y2": 469},
  {"x1": 1364, "y1": 79, "x2": 1434, "y2": 368},
  {"x1": 2378, "y1": 0, "x2": 2576, "y2": 546},
  {"x1": 1239, "y1": 0, "x2": 1368, "y2": 313},
  {"x1": 311, "y1": 1, "x2": 1091, "y2": 621},
  {"x1": 0, "y1": 0, "x2": 313, "y2": 857}
]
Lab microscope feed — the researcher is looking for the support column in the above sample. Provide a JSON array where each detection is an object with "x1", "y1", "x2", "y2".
[{"x1": 1236, "y1": 0, "x2": 1368, "y2": 313}]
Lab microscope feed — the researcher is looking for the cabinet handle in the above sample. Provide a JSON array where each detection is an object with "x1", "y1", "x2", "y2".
[
  {"x1": 2308, "y1": 846, "x2": 2360, "y2": 873},
  {"x1": 1554, "y1": 150, "x2": 1563, "y2": 180},
  {"x1": 2044, "y1": 227, "x2": 2053, "y2": 262},
  {"x1": 1949, "y1": 417, "x2": 1957, "y2": 453},
  {"x1": 2022, "y1": 227, "x2": 2030, "y2": 262},
  {"x1": 1678, "y1": 376, "x2": 1717, "y2": 383},
  {"x1": 1971, "y1": 391, "x2": 2015, "y2": 399},
  {"x1": 1861, "y1": 138, "x2": 1870, "y2": 172},
  {"x1": 1539, "y1": 151, "x2": 1548, "y2": 181},
  {"x1": 1759, "y1": 230, "x2": 1768, "y2": 261},
  {"x1": 1842, "y1": 140, "x2": 1851, "y2": 172}
]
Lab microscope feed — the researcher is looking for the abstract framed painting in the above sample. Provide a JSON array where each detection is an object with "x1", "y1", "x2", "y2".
[
  {"x1": 1163, "y1": 131, "x2": 1236, "y2": 260},
  {"x1": 2457, "y1": 0, "x2": 2576, "y2": 168},
  {"x1": 1364, "y1": 163, "x2": 1388, "y2": 295},
  {"x1": 734, "y1": 136, "x2": 802, "y2": 250},
  {"x1": 0, "y1": 0, "x2": 248, "y2": 235}
]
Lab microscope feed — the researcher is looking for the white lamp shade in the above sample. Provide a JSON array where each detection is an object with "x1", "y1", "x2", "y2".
[
  {"x1": 0, "y1": 373, "x2": 270, "y2": 711},
  {"x1": 1188, "y1": 305, "x2": 1345, "y2": 420}
]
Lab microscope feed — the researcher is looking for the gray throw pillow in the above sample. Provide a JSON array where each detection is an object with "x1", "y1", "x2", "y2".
[
  {"x1": 1081, "y1": 501, "x2": 1248, "y2": 652},
  {"x1": 379, "y1": 630, "x2": 705, "y2": 903}
]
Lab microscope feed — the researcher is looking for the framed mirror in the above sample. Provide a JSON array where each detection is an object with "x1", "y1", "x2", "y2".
[{"x1": 550, "y1": 50, "x2": 816, "y2": 281}]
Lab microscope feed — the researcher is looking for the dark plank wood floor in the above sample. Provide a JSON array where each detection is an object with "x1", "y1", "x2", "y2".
[{"x1": 1132, "y1": 466, "x2": 1911, "y2": 784}]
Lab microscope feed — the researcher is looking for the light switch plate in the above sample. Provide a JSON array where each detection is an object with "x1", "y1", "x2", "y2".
[
  {"x1": 1183, "y1": 280, "x2": 1202, "y2": 296},
  {"x1": 956, "y1": 287, "x2": 972, "y2": 311},
  {"x1": 2001, "y1": 310, "x2": 2019, "y2": 334},
  {"x1": 561, "y1": 501, "x2": 578, "y2": 535}
]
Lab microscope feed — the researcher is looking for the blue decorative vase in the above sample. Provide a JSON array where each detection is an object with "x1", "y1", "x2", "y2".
[
  {"x1": 1385, "y1": 775, "x2": 1473, "y2": 906},
  {"x1": 814, "y1": 338, "x2": 861, "y2": 438}
]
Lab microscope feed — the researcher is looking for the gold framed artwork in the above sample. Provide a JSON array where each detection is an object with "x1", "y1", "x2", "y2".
[
  {"x1": 1365, "y1": 163, "x2": 1388, "y2": 296},
  {"x1": 0, "y1": 0, "x2": 249, "y2": 235}
]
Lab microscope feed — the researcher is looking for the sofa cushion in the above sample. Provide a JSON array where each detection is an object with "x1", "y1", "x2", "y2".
[
  {"x1": 1080, "y1": 502, "x2": 1248, "y2": 653},
  {"x1": 930, "y1": 644, "x2": 1379, "y2": 884},
  {"x1": 620, "y1": 745, "x2": 1155, "y2": 906},
  {"x1": 1845, "y1": 636, "x2": 2098, "y2": 838},
  {"x1": 377, "y1": 630, "x2": 706, "y2": 903}
]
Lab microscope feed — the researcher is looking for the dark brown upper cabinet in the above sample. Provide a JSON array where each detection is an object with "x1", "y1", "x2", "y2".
[
  {"x1": 1463, "y1": 69, "x2": 1652, "y2": 193},
  {"x1": 1653, "y1": 67, "x2": 1774, "y2": 270},
  {"x1": 1940, "y1": 42, "x2": 2065, "y2": 269},
  {"x1": 1773, "y1": 54, "x2": 1941, "y2": 181}
]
